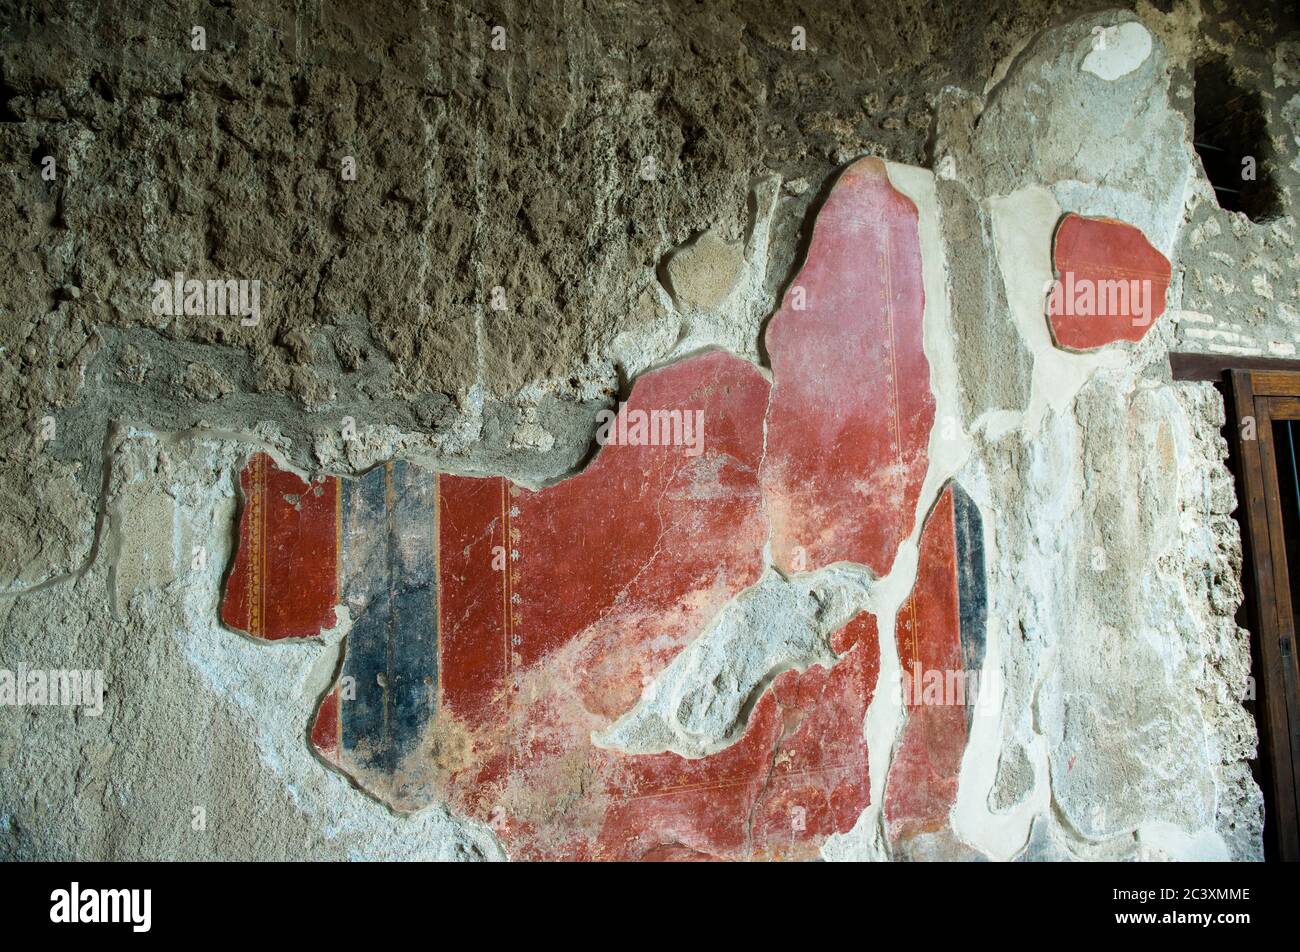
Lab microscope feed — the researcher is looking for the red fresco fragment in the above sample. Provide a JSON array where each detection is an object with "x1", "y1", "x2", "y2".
[
  {"x1": 1047, "y1": 213, "x2": 1171, "y2": 350},
  {"x1": 884, "y1": 485, "x2": 967, "y2": 846},
  {"x1": 220, "y1": 454, "x2": 338, "y2": 640},
  {"x1": 436, "y1": 351, "x2": 776, "y2": 858},
  {"x1": 486, "y1": 615, "x2": 879, "y2": 861},
  {"x1": 225, "y1": 158, "x2": 968, "y2": 859},
  {"x1": 311, "y1": 687, "x2": 340, "y2": 759},
  {"x1": 762, "y1": 156, "x2": 933, "y2": 577},
  {"x1": 747, "y1": 614, "x2": 879, "y2": 857},
  {"x1": 510, "y1": 349, "x2": 771, "y2": 673},
  {"x1": 436, "y1": 474, "x2": 513, "y2": 728},
  {"x1": 437, "y1": 351, "x2": 772, "y2": 732}
]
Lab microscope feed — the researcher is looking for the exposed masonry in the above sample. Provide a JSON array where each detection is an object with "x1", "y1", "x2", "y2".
[{"x1": 1, "y1": 2, "x2": 1295, "y2": 860}]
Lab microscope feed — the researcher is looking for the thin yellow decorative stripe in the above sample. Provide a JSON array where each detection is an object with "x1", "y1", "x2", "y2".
[
  {"x1": 247, "y1": 455, "x2": 264, "y2": 638},
  {"x1": 259, "y1": 454, "x2": 268, "y2": 637}
]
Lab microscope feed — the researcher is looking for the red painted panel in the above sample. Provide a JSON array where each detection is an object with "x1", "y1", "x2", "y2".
[
  {"x1": 1047, "y1": 213, "x2": 1171, "y2": 350},
  {"x1": 442, "y1": 351, "x2": 776, "y2": 858},
  {"x1": 884, "y1": 486, "x2": 967, "y2": 847},
  {"x1": 437, "y1": 475, "x2": 510, "y2": 724},
  {"x1": 512, "y1": 350, "x2": 769, "y2": 676},
  {"x1": 589, "y1": 696, "x2": 783, "y2": 861},
  {"x1": 762, "y1": 157, "x2": 933, "y2": 577},
  {"x1": 220, "y1": 454, "x2": 338, "y2": 640}
]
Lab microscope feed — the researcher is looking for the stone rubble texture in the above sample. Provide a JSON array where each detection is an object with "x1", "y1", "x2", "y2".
[{"x1": 1, "y1": 0, "x2": 1295, "y2": 861}]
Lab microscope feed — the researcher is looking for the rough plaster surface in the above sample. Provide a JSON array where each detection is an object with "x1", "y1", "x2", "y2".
[
  {"x1": 595, "y1": 567, "x2": 867, "y2": 759},
  {"x1": 1, "y1": 0, "x2": 1292, "y2": 860}
]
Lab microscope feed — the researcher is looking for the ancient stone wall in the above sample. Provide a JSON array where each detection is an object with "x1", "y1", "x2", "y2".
[{"x1": 0, "y1": 0, "x2": 1295, "y2": 860}]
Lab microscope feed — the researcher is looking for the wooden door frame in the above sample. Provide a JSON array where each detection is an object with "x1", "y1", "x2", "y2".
[{"x1": 1228, "y1": 369, "x2": 1300, "y2": 861}]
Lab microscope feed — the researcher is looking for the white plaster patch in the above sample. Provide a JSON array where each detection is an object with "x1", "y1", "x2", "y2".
[
  {"x1": 1136, "y1": 822, "x2": 1230, "y2": 862},
  {"x1": 1050, "y1": 179, "x2": 1185, "y2": 260},
  {"x1": 987, "y1": 187, "x2": 1127, "y2": 431},
  {"x1": 1082, "y1": 22, "x2": 1153, "y2": 82},
  {"x1": 950, "y1": 469, "x2": 1050, "y2": 861},
  {"x1": 592, "y1": 567, "x2": 871, "y2": 759},
  {"x1": 974, "y1": 14, "x2": 1195, "y2": 262}
]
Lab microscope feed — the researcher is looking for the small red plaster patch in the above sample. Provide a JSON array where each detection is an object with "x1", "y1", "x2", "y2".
[{"x1": 1047, "y1": 214, "x2": 1171, "y2": 350}]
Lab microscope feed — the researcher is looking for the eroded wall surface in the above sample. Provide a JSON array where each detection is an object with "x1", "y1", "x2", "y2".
[{"x1": 0, "y1": 0, "x2": 1295, "y2": 860}]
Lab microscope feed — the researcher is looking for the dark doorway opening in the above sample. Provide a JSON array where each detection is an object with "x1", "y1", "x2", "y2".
[{"x1": 1228, "y1": 370, "x2": 1300, "y2": 861}]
